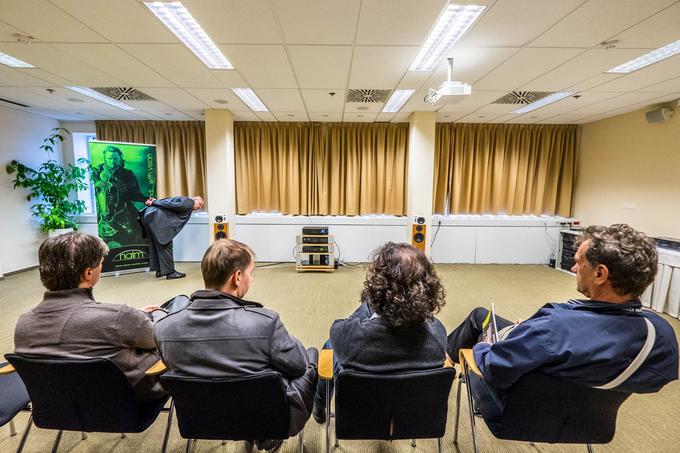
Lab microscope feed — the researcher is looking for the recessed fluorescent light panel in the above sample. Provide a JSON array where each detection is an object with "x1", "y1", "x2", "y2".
[
  {"x1": 606, "y1": 39, "x2": 680, "y2": 73},
  {"x1": 144, "y1": 1, "x2": 233, "y2": 69},
  {"x1": 409, "y1": 4, "x2": 485, "y2": 71},
  {"x1": 66, "y1": 87, "x2": 135, "y2": 110},
  {"x1": 512, "y1": 92, "x2": 574, "y2": 114},
  {"x1": 0, "y1": 52, "x2": 34, "y2": 68},
  {"x1": 382, "y1": 89, "x2": 415, "y2": 113},
  {"x1": 232, "y1": 88, "x2": 268, "y2": 112}
]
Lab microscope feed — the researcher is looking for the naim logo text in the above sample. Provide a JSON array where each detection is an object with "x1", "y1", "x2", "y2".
[{"x1": 113, "y1": 249, "x2": 148, "y2": 262}]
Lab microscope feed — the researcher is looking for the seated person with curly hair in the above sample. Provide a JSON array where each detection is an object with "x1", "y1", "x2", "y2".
[{"x1": 312, "y1": 242, "x2": 447, "y2": 422}]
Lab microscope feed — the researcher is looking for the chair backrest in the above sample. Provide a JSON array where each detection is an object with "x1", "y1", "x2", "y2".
[
  {"x1": 335, "y1": 367, "x2": 455, "y2": 440},
  {"x1": 491, "y1": 371, "x2": 632, "y2": 444},
  {"x1": 160, "y1": 371, "x2": 290, "y2": 440},
  {"x1": 5, "y1": 353, "x2": 142, "y2": 433}
]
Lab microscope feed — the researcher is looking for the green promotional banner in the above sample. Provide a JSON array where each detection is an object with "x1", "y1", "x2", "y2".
[{"x1": 88, "y1": 140, "x2": 157, "y2": 274}]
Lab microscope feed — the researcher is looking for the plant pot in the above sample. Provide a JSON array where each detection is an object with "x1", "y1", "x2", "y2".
[{"x1": 48, "y1": 228, "x2": 74, "y2": 238}]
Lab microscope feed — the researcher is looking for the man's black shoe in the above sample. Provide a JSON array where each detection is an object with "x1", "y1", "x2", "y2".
[
  {"x1": 155, "y1": 271, "x2": 162, "y2": 278},
  {"x1": 255, "y1": 439, "x2": 283, "y2": 452},
  {"x1": 312, "y1": 402, "x2": 326, "y2": 424},
  {"x1": 166, "y1": 272, "x2": 186, "y2": 280}
]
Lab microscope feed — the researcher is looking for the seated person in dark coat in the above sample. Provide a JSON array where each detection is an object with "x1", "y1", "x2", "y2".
[
  {"x1": 140, "y1": 195, "x2": 203, "y2": 280},
  {"x1": 447, "y1": 224, "x2": 679, "y2": 422},
  {"x1": 14, "y1": 232, "x2": 166, "y2": 402},
  {"x1": 312, "y1": 242, "x2": 448, "y2": 423},
  {"x1": 154, "y1": 239, "x2": 318, "y2": 452}
]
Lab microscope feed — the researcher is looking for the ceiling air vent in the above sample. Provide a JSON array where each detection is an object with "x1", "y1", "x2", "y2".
[
  {"x1": 346, "y1": 89, "x2": 392, "y2": 103},
  {"x1": 91, "y1": 87, "x2": 156, "y2": 101},
  {"x1": 493, "y1": 91, "x2": 553, "y2": 105}
]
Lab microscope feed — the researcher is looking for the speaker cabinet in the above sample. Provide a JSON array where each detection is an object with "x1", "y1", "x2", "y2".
[
  {"x1": 645, "y1": 107, "x2": 673, "y2": 123},
  {"x1": 212, "y1": 214, "x2": 228, "y2": 241},
  {"x1": 411, "y1": 221, "x2": 427, "y2": 251}
]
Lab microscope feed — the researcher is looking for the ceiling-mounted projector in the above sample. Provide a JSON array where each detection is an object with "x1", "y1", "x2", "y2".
[{"x1": 424, "y1": 58, "x2": 472, "y2": 105}]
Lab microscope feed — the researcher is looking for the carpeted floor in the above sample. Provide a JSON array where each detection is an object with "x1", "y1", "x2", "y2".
[{"x1": 0, "y1": 263, "x2": 678, "y2": 452}]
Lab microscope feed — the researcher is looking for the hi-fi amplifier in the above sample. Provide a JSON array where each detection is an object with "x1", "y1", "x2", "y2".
[
  {"x1": 302, "y1": 245, "x2": 329, "y2": 253},
  {"x1": 302, "y1": 226, "x2": 329, "y2": 235},
  {"x1": 302, "y1": 236, "x2": 329, "y2": 244}
]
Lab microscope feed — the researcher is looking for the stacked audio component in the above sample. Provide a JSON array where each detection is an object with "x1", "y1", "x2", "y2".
[
  {"x1": 556, "y1": 230, "x2": 583, "y2": 274},
  {"x1": 295, "y1": 226, "x2": 335, "y2": 272}
]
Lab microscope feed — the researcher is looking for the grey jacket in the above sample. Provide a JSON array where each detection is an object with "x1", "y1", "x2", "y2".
[
  {"x1": 140, "y1": 196, "x2": 194, "y2": 245},
  {"x1": 154, "y1": 289, "x2": 309, "y2": 379},
  {"x1": 14, "y1": 287, "x2": 166, "y2": 402}
]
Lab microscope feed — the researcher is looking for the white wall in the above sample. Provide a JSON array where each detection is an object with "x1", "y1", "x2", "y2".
[{"x1": 0, "y1": 106, "x2": 60, "y2": 273}]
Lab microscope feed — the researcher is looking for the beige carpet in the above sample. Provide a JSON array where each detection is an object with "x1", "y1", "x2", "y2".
[{"x1": 0, "y1": 263, "x2": 678, "y2": 453}]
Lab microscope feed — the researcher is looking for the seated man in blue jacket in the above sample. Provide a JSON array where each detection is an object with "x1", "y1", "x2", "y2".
[
  {"x1": 447, "y1": 223, "x2": 679, "y2": 420},
  {"x1": 140, "y1": 195, "x2": 203, "y2": 279}
]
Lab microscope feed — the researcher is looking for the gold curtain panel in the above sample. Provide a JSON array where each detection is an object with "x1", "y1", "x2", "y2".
[
  {"x1": 95, "y1": 120, "x2": 207, "y2": 203},
  {"x1": 234, "y1": 122, "x2": 409, "y2": 216},
  {"x1": 433, "y1": 123, "x2": 578, "y2": 216}
]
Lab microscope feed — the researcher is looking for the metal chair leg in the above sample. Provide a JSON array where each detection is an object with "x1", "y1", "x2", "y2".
[
  {"x1": 121, "y1": 433, "x2": 127, "y2": 438},
  {"x1": 298, "y1": 428, "x2": 304, "y2": 453},
  {"x1": 453, "y1": 377, "x2": 462, "y2": 444},
  {"x1": 411, "y1": 439, "x2": 417, "y2": 447},
  {"x1": 587, "y1": 444, "x2": 594, "y2": 453},
  {"x1": 81, "y1": 432, "x2": 88, "y2": 440},
  {"x1": 222, "y1": 440, "x2": 227, "y2": 446},
  {"x1": 51, "y1": 430, "x2": 63, "y2": 453},
  {"x1": 16, "y1": 415, "x2": 33, "y2": 453},
  {"x1": 162, "y1": 400, "x2": 175, "y2": 453},
  {"x1": 185, "y1": 438, "x2": 193, "y2": 453},
  {"x1": 464, "y1": 366, "x2": 479, "y2": 453},
  {"x1": 438, "y1": 438, "x2": 443, "y2": 453},
  {"x1": 325, "y1": 383, "x2": 331, "y2": 453},
  {"x1": 9, "y1": 419, "x2": 17, "y2": 436}
]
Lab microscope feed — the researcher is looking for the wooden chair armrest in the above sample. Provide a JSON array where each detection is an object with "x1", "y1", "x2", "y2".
[
  {"x1": 318, "y1": 349, "x2": 333, "y2": 381},
  {"x1": 145, "y1": 360, "x2": 167, "y2": 376},
  {"x1": 459, "y1": 349, "x2": 482, "y2": 377},
  {"x1": 0, "y1": 363, "x2": 15, "y2": 375},
  {"x1": 444, "y1": 352, "x2": 455, "y2": 368}
]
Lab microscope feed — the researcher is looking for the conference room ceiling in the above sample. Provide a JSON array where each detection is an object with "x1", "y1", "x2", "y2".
[{"x1": 0, "y1": 0, "x2": 679, "y2": 124}]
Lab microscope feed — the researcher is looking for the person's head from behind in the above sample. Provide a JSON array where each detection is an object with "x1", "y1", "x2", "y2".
[
  {"x1": 191, "y1": 196, "x2": 204, "y2": 211},
  {"x1": 102, "y1": 145, "x2": 124, "y2": 170},
  {"x1": 572, "y1": 224, "x2": 657, "y2": 300},
  {"x1": 201, "y1": 239, "x2": 255, "y2": 298},
  {"x1": 39, "y1": 232, "x2": 109, "y2": 291},
  {"x1": 362, "y1": 242, "x2": 446, "y2": 328}
]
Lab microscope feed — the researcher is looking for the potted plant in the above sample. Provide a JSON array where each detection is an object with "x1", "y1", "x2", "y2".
[{"x1": 6, "y1": 127, "x2": 89, "y2": 236}]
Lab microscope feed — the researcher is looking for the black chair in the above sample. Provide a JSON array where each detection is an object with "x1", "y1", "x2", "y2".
[
  {"x1": 161, "y1": 371, "x2": 304, "y2": 453},
  {"x1": 0, "y1": 362, "x2": 30, "y2": 440},
  {"x1": 455, "y1": 349, "x2": 632, "y2": 453},
  {"x1": 5, "y1": 354, "x2": 172, "y2": 453},
  {"x1": 326, "y1": 367, "x2": 456, "y2": 453}
]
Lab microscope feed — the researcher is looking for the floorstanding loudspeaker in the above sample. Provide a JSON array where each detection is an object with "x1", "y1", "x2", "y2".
[
  {"x1": 411, "y1": 223, "x2": 427, "y2": 251},
  {"x1": 212, "y1": 215, "x2": 229, "y2": 241}
]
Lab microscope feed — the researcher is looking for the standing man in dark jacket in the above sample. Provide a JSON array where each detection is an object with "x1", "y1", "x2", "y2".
[
  {"x1": 154, "y1": 239, "x2": 318, "y2": 452},
  {"x1": 140, "y1": 195, "x2": 203, "y2": 279}
]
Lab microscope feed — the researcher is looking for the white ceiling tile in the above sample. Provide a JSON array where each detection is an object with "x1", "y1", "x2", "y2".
[
  {"x1": 390, "y1": 112, "x2": 412, "y2": 122},
  {"x1": 220, "y1": 45, "x2": 298, "y2": 89},
  {"x1": 0, "y1": 43, "x2": 122, "y2": 86},
  {"x1": 356, "y1": 0, "x2": 448, "y2": 45},
  {"x1": 124, "y1": 100, "x2": 174, "y2": 112},
  {"x1": 520, "y1": 49, "x2": 644, "y2": 91},
  {"x1": 425, "y1": 47, "x2": 519, "y2": 88},
  {"x1": 568, "y1": 92, "x2": 672, "y2": 115},
  {"x1": 0, "y1": 66, "x2": 54, "y2": 86},
  {"x1": 147, "y1": 110, "x2": 194, "y2": 120},
  {"x1": 437, "y1": 91, "x2": 507, "y2": 114},
  {"x1": 308, "y1": 113, "x2": 343, "y2": 122},
  {"x1": 530, "y1": 0, "x2": 676, "y2": 48},
  {"x1": 375, "y1": 112, "x2": 397, "y2": 122},
  {"x1": 52, "y1": 44, "x2": 174, "y2": 87},
  {"x1": 273, "y1": 111, "x2": 310, "y2": 122},
  {"x1": 639, "y1": 76, "x2": 680, "y2": 93},
  {"x1": 0, "y1": 0, "x2": 106, "y2": 43},
  {"x1": 185, "y1": 111, "x2": 206, "y2": 121},
  {"x1": 255, "y1": 89, "x2": 305, "y2": 111},
  {"x1": 344, "y1": 102, "x2": 384, "y2": 113},
  {"x1": 273, "y1": 0, "x2": 361, "y2": 45},
  {"x1": 210, "y1": 70, "x2": 249, "y2": 88},
  {"x1": 458, "y1": 0, "x2": 584, "y2": 47},
  {"x1": 52, "y1": 0, "x2": 177, "y2": 43},
  {"x1": 349, "y1": 46, "x2": 420, "y2": 88},
  {"x1": 14, "y1": 68, "x2": 73, "y2": 86},
  {"x1": 233, "y1": 112, "x2": 261, "y2": 121},
  {"x1": 0, "y1": 87, "x2": 69, "y2": 109},
  {"x1": 119, "y1": 44, "x2": 224, "y2": 88},
  {"x1": 288, "y1": 46, "x2": 352, "y2": 89},
  {"x1": 538, "y1": 113, "x2": 600, "y2": 124},
  {"x1": 474, "y1": 48, "x2": 583, "y2": 91},
  {"x1": 0, "y1": 21, "x2": 27, "y2": 42},
  {"x1": 474, "y1": 103, "x2": 522, "y2": 114},
  {"x1": 90, "y1": 109, "x2": 147, "y2": 120},
  {"x1": 398, "y1": 71, "x2": 434, "y2": 90},
  {"x1": 343, "y1": 112, "x2": 378, "y2": 122},
  {"x1": 137, "y1": 88, "x2": 208, "y2": 110},
  {"x1": 27, "y1": 109, "x2": 88, "y2": 121},
  {"x1": 131, "y1": 110, "x2": 164, "y2": 120},
  {"x1": 401, "y1": 90, "x2": 440, "y2": 112},
  {"x1": 183, "y1": 0, "x2": 282, "y2": 44},
  {"x1": 21, "y1": 86, "x2": 130, "y2": 111},
  {"x1": 526, "y1": 91, "x2": 622, "y2": 116},
  {"x1": 185, "y1": 89, "x2": 251, "y2": 111},
  {"x1": 255, "y1": 112, "x2": 278, "y2": 122},
  {"x1": 301, "y1": 89, "x2": 346, "y2": 112},
  {"x1": 567, "y1": 73, "x2": 622, "y2": 92},
  {"x1": 589, "y1": 55, "x2": 680, "y2": 92},
  {"x1": 610, "y1": 2, "x2": 680, "y2": 49},
  {"x1": 436, "y1": 112, "x2": 466, "y2": 122},
  {"x1": 455, "y1": 113, "x2": 506, "y2": 123}
]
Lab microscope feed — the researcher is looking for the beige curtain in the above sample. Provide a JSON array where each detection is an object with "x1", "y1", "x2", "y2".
[
  {"x1": 95, "y1": 120, "x2": 206, "y2": 202},
  {"x1": 234, "y1": 122, "x2": 408, "y2": 215},
  {"x1": 434, "y1": 123, "x2": 578, "y2": 216}
]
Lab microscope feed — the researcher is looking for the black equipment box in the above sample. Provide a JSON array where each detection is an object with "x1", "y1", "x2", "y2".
[
  {"x1": 302, "y1": 236, "x2": 329, "y2": 244},
  {"x1": 302, "y1": 226, "x2": 329, "y2": 235},
  {"x1": 655, "y1": 237, "x2": 680, "y2": 252},
  {"x1": 302, "y1": 245, "x2": 329, "y2": 253}
]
